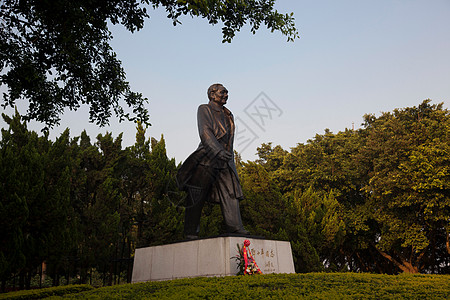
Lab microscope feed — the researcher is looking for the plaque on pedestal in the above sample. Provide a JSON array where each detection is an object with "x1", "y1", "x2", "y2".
[{"x1": 131, "y1": 236, "x2": 295, "y2": 283}]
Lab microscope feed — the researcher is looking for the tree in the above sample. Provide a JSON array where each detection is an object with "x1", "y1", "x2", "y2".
[
  {"x1": 118, "y1": 122, "x2": 183, "y2": 247},
  {"x1": 238, "y1": 160, "x2": 286, "y2": 236},
  {"x1": 0, "y1": 111, "x2": 75, "y2": 289},
  {"x1": 137, "y1": 134, "x2": 184, "y2": 246},
  {"x1": 0, "y1": 0, "x2": 298, "y2": 127},
  {"x1": 361, "y1": 100, "x2": 450, "y2": 273},
  {"x1": 0, "y1": 111, "x2": 30, "y2": 289}
]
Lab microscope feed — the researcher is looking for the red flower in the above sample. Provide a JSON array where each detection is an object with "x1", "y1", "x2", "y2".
[{"x1": 244, "y1": 239, "x2": 251, "y2": 247}]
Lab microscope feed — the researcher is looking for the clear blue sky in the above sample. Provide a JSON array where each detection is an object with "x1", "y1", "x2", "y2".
[{"x1": 2, "y1": 0, "x2": 449, "y2": 162}]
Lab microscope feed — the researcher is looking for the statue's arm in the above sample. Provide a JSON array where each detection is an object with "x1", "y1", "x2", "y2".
[{"x1": 197, "y1": 105, "x2": 225, "y2": 159}]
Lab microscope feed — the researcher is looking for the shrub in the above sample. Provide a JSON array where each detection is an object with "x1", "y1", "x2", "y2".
[{"x1": 0, "y1": 284, "x2": 93, "y2": 299}]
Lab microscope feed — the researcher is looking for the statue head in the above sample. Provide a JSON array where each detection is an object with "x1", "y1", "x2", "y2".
[{"x1": 208, "y1": 83, "x2": 228, "y2": 106}]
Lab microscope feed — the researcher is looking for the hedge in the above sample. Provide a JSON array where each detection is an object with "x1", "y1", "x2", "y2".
[
  {"x1": 0, "y1": 284, "x2": 93, "y2": 299},
  {"x1": 50, "y1": 273, "x2": 450, "y2": 299}
]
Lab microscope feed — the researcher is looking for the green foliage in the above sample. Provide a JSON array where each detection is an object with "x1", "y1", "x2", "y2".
[
  {"x1": 239, "y1": 100, "x2": 449, "y2": 274},
  {"x1": 232, "y1": 244, "x2": 246, "y2": 275},
  {"x1": 0, "y1": 0, "x2": 297, "y2": 127},
  {"x1": 0, "y1": 113, "x2": 184, "y2": 288},
  {"x1": 1, "y1": 99, "x2": 448, "y2": 288},
  {"x1": 0, "y1": 113, "x2": 28, "y2": 280},
  {"x1": 0, "y1": 110, "x2": 75, "y2": 286},
  {"x1": 199, "y1": 203, "x2": 224, "y2": 237},
  {"x1": 155, "y1": 0, "x2": 299, "y2": 43},
  {"x1": 0, "y1": 0, "x2": 149, "y2": 127},
  {"x1": 25, "y1": 273, "x2": 450, "y2": 299},
  {"x1": 132, "y1": 131, "x2": 184, "y2": 246},
  {"x1": 0, "y1": 284, "x2": 93, "y2": 299},
  {"x1": 238, "y1": 160, "x2": 286, "y2": 236},
  {"x1": 361, "y1": 100, "x2": 450, "y2": 273}
]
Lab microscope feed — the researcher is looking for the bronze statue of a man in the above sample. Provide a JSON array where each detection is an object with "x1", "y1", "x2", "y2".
[{"x1": 177, "y1": 83, "x2": 249, "y2": 239}]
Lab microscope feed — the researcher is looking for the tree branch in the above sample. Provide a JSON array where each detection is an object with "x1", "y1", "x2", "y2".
[{"x1": 370, "y1": 243, "x2": 418, "y2": 273}]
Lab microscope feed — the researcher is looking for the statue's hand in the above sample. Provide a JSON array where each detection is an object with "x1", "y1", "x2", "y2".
[{"x1": 217, "y1": 150, "x2": 232, "y2": 162}]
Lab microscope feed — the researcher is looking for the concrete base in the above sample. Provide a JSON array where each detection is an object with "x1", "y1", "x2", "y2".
[{"x1": 131, "y1": 236, "x2": 295, "y2": 282}]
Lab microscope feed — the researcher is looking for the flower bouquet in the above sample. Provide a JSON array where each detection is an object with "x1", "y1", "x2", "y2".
[{"x1": 232, "y1": 239, "x2": 262, "y2": 275}]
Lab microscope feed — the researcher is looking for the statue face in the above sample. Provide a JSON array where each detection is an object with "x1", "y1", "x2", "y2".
[{"x1": 212, "y1": 86, "x2": 228, "y2": 106}]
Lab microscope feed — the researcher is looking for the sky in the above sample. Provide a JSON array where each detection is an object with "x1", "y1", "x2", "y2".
[{"x1": 1, "y1": 0, "x2": 449, "y2": 163}]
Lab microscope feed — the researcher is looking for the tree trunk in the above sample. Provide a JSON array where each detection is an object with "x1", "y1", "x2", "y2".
[
  {"x1": 52, "y1": 270, "x2": 58, "y2": 287},
  {"x1": 25, "y1": 271, "x2": 31, "y2": 290},
  {"x1": 39, "y1": 264, "x2": 43, "y2": 288},
  {"x1": 372, "y1": 244, "x2": 419, "y2": 274},
  {"x1": 355, "y1": 252, "x2": 369, "y2": 272},
  {"x1": 19, "y1": 270, "x2": 25, "y2": 290},
  {"x1": 446, "y1": 233, "x2": 450, "y2": 255},
  {"x1": 399, "y1": 259, "x2": 419, "y2": 274}
]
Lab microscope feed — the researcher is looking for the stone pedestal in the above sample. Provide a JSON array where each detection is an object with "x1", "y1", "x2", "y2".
[{"x1": 131, "y1": 236, "x2": 295, "y2": 283}]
